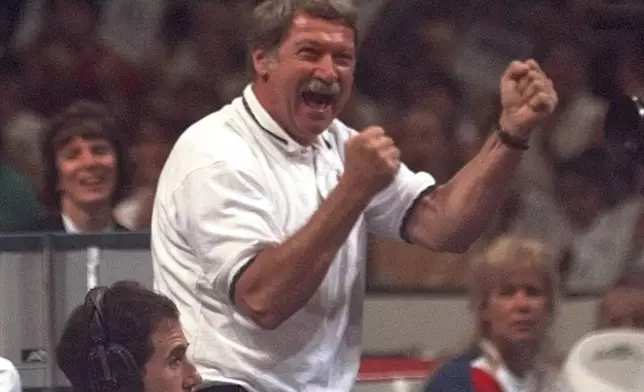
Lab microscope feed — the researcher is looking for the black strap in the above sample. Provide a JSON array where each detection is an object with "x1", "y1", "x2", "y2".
[{"x1": 496, "y1": 126, "x2": 529, "y2": 150}]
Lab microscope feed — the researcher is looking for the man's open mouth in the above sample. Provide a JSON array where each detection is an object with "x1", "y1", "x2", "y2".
[{"x1": 301, "y1": 91, "x2": 335, "y2": 110}]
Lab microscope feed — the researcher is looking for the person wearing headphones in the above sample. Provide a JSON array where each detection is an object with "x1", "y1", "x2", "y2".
[{"x1": 55, "y1": 280, "x2": 202, "y2": 392}]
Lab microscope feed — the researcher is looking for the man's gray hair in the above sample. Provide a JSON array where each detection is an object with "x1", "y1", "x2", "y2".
[{"x1": 247, "y1": 0, "x2": 359, "y2": 53}]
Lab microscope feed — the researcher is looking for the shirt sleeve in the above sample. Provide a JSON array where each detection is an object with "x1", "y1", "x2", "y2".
[
  {"x1": 364, "y1": 163, "x2": 436, "y2": 242},
  {"x1": 175, "y1": 162, "x2": 283, "y2": 304}
]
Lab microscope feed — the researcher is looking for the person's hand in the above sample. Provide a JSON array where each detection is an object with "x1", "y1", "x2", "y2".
[
  {"x1": 343, "y1": 126, "x2": 400, "y2": 198},
  {"x1": 498, "y1": 59, "x2": 558, "y2": 138}
]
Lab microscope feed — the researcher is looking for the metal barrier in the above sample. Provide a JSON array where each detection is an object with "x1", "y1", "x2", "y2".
[
  {"x1": 0, "y1": 232, "x2": 601, "y2": 392},
  {"x1": 0, "y1": 232, "x2": 151, "y2": 388}
]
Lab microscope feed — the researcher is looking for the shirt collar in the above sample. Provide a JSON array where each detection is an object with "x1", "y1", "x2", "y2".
[
  {"x1": 62, "y1": 214, "x2": 115, "y2": 234},
  {"x1": 478, "y1": 339, "x2": 540, "y2": 390},
  {"x1": 241, "y1": 84, "x2": 331, "y2": 153}
]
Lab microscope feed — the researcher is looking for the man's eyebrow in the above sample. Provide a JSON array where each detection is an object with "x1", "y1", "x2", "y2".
[{"x1": 294, "y1": 39, "x2": 320, "y2": 47}]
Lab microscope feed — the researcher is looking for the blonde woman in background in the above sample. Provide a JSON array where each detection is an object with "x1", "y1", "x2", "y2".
[{"x1": 425, "y1": 236, "x2": 568, "y2": 392}]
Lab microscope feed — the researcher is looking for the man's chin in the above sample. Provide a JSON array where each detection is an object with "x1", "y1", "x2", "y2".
[
  {"x1": 297, "y1": 113, "x2": 335, "y2": 133},
  {"x1": 76, "y1": 195, "x2": 112, "y2": 209}
]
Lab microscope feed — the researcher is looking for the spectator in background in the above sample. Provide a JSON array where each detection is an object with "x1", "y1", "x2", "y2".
[
  {"x1": 517, "y1": 38, "x2": 607, "y2": 194},
  {"x1": 597, "y1": 276, "x2": 644, "y2": 330},
  {"x1": 150, "y1": 0, "x2": 250, "y2": 110},
  {"x1": 0, "y1": 90, "x2": 44, "y2": 231},
  {"x1": 425, "y1": 236, "x2": 565, "y2": 392},
  {"x1": 21, "y1": 0, "x2": 142, "y2": 126},
  {"x1": 21, "y1": 100, "x2": 131, "y2": 233},
  {"x1": 56, "y1": 280, "x2": 202, "y2": 392},
  {"x1": 115, "y1": 103, "x2": 186, "y2": 230},
  {"x1": 0, "y1": 155, "x2": 43, "y2": 232},
  {"x1": 395, "y1": 70, "x2": 466, "y2": 183},
  {"x1": 0, "y1": 356, "x2": 21, "y2": 392},
  {"x1": 396, "y1": 106, "x2": 456, "y2": 183},
  {"x1": 508, "y1": 148, "x2": 635, "y2": 293},
  {"x1": 0, "y1": 52, "x2": 48, "y2": 186}
]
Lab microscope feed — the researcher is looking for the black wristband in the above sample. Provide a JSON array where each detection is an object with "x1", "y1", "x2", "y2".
[{"x1": 496, "y1": 126, "x2": 529, "y2": 150}]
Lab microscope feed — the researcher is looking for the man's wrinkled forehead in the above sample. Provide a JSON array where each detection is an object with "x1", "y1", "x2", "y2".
[{"x1": 286, "y1": 12, "x2": 356, "y2": 45}]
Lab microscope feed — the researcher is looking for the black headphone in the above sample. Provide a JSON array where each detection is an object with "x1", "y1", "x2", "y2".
[{"x1": 85, "y1": 286, "x2": 140, "y2": 392}]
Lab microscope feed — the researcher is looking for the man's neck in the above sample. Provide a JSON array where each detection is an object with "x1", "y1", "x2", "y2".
[
  {"x1": 60, "y1": 199, "x2": 114, "y2": 232},
  {"x1": 251, "y1": 81, "x2": 282, "y2": 126},
  {"x1": 251, "y1": 81, "x2": 315, "y2": 146}
]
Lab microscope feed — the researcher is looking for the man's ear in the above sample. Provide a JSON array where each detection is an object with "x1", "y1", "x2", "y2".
[{"x1": 252, "y1": 48, "x2": 271, "y2": 77}]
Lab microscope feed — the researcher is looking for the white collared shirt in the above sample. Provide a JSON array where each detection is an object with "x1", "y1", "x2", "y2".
[
  {"x1": 61, "y1": 214, "x2": 116, "y2": 234},
  {"x1": 151, "y1": 85, "x2": 435, "y2": 392},
  {"x1": 0, "y1": 357, "x2": 21, "y2": 392},
  {"x1": 62, "y1": 214, "x2": 82, "y2": 234}
]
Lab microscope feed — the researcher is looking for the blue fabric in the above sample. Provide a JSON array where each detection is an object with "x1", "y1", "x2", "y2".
[{"x1": 423, "y1": 347, "x2": 481, "y2": 392}]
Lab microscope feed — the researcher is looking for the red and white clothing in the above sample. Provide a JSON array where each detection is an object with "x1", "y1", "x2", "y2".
[{"x1": 471, "y1": 341, "x2": 569, "y2": 392}]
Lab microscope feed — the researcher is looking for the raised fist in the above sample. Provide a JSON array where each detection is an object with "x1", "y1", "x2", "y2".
[
  {"x1": 343, "y1": 126, "x2": 400, "y2": 198},
  {"x1": 499, "y1": 59, "x2": 558, "y2": 138}
]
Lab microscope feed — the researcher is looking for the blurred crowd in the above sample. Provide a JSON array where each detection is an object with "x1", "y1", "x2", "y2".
[{"x1": 0, "y1": 0, "x2": 643, "y2": 295}]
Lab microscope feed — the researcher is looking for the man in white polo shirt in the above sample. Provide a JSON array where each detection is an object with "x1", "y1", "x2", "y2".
[{"x1": 150, "y1": 1, "x2": 558, "y2": 391}]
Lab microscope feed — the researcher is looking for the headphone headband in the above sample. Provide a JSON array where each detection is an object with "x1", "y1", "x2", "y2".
[
  {"x1": 84, "y1": 286, "x2": 140, "y2": 392},
  {"x1": 86, "y1": 287, "x2": 109, "y2": 346}
]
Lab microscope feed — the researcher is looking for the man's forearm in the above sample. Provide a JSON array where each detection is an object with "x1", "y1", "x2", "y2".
[
  {"x1": 234, "y1": 180, "x2": 370, "y2": 330},
  {"x1": 407, "y1": 131, "x2": 524, "y2": 252}
]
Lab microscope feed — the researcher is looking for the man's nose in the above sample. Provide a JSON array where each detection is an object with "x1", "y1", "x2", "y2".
[
  {"x1": 184, "y1": 362, "x2": 203, "y2": 391},
  {"x1": 314, "y1": 54, "x2": 338, "y2": 84}
]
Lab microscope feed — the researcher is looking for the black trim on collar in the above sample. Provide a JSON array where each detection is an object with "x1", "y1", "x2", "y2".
[
  {"x1": 242, "y1": 94, "x2": 333, "y2": 150},
  {"x1": 242, "y1": 96, "x2": 288, "y2": 145}
]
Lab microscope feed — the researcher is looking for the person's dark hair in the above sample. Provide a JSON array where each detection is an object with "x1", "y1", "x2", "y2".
[
  {"x1": 247, "y1": 0, "x2": 358, "y2": 55},
  {"x1": 56, "y1": 281, "x2": 180, "y2": 392},
  {"x1": 40, "y1": 100, "x2": 132, "y2": 211}
]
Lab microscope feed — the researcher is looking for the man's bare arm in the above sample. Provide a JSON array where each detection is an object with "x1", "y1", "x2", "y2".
[
  {"x1": 234, "y1": 179, "x2": 370, "y2": 330},
  {"x1": 406, "y1": 59, "x2": 558, "y2": 253},
  {"x1": 405, "y1": 132, "x2": 522, "y2": 253},
  {"x1": 233, "y1": 127, "x2": 399, "y2": 330}
]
